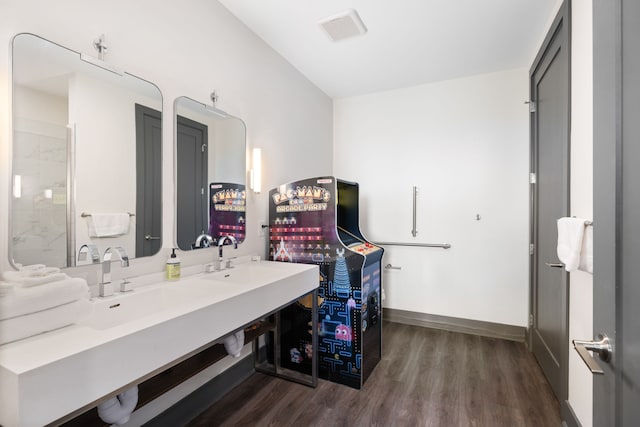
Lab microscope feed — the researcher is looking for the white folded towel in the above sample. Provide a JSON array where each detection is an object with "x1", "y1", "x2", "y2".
[
  {"x1": 22, "y1": 264, "x2": 46, "y2": 271},
  {"x1": 0, "y1": 282, "x2": 14, "y2": 297},
  {"x1": 578, "y1": 224, "x2": 593, "y2": 274},
  {"x1": 88, "y1": 213, "x2": 131, "y2": 237},
  {"x1": 2, "y1": 270, "x2": 68, "y2": 287},
  {"x1": 0, "y1": 299, "x2": 91, "y2": 345},
  {"x1": 557, "y1": 217, "x2": 586, "y2": 272},
  {"x1": 19, "y1": 266, "x2": 60, "y2": 277},
  {"x1": 0, "y1": 277, "x2": 89, "y2": 320}
]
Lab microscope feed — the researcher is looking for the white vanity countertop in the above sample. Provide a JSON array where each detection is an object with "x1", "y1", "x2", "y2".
[{"x1": 0, "y1": 260, "x2": 318, "y2": 427}]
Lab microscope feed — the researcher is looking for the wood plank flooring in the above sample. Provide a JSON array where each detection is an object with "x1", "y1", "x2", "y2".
[{"x1": 186, "y1": 321, "x2": 561, "y2": 426}]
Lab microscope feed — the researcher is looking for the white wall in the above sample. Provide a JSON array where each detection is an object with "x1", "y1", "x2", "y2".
[
  {"x1": 568, "y1": 1, "x2": 594, "y2": 426},
  {"x1": 0, "y1": 0, "x2": 332, "y2": 423},
  {"x1": 334, "y1": 68, "x2": 530, "y2": 327}
]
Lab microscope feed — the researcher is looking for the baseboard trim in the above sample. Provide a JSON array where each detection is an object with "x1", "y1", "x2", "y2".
[
  {"x1": 561, "y1": 399, "x2": 583, "y2": 427},
  {"x1": 384, "y1": 308, "x2": 525, "y2": 342},
  {"x1": 143, "y1": 355, "x2": 254, "y2": 427}
]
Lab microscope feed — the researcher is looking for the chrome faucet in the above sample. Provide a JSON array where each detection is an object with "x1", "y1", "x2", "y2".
[
  {"x1": 100, "y1": 246, "x2": 129, "y2": 297},
  {"x1": 217, "y1": 235, "x2": 238, "y2": 259},
  {"x1": 78, "y1": 244, "x2": 101, "y2": 264},
  {"x1": 194, "y1": 232, "x2": 214, "y2": 249}
]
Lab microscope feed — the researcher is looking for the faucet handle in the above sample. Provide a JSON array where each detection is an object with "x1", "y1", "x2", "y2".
[
  {"x1": 99, "y1": 282, "x2": 114, "y2": 297},
  {"x1": 225, "y1": 257, "x2": 237, "y2": 269},
  {"x1": 120, "y1": 279, "x2": 133, "y2": 292}
]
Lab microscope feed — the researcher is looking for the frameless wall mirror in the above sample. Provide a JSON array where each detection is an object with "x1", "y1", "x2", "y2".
[
  {"x1": 174, "y1": 96, "x2": 247, "y2": 251},
  {"x1": 10, "y1": 33, "x2": 163, "y2": 269}
]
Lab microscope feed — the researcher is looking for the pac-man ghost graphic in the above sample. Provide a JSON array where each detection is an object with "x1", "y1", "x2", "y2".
[{"x1": 335, "y1": 324, "x2": 352, "y2": 341}]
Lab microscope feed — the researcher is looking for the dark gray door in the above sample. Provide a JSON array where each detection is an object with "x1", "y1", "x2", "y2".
[
  {"x1": 176, "y1": 115, "x2": 208, "y2": 250},
  {"x1": 529, "y1": 1, "x2": 570, "y2": 402},
  {"x1": 592, "y1": 1, "x2": 640, "y2": 425},
  {"x1": 135, "y1": 104, "x2": 162, "y2": 257}
]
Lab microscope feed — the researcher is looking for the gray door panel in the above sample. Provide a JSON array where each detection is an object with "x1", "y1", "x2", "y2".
[
  {"x1": 176, "y1": 115, "x2": 208, "y2": 250},
  {"x1": 530, "y1": 2, "x2": 570, "y2": 402},
  {"x1": 135, "y1": 104, "x2": 162, "y2": 257},
  {"x1": 593, "y1": 1, "x2": 640, "y2": 425}
]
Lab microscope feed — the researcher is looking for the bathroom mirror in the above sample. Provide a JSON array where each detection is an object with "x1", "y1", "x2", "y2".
[
  {"x1": 175, "y1": 96, "x2": 246, "y2": 251},
  {"x1": 10, "y1": 33, "x2": 163, "y2": 269}
]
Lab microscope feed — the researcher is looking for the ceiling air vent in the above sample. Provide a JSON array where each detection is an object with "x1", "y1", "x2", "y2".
[{"x1": 318, "y1": 9, "x2": 367, "y2": 42}]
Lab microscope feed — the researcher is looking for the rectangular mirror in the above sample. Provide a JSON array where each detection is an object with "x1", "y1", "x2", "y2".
[
  {"x1": 175, "y1": 96, "x2": 246, "y2": 251},
  {"x1": 10, "y1": 33, "x2": 163, "y2": 268}
]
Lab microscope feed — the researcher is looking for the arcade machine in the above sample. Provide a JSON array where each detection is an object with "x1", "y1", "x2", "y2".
[
  {"x1": 268, "y1": 176, "x2": 383, "y2": 389},
  {"x1": 208, "y1": 182, "x2": 246, "y2": 243}
]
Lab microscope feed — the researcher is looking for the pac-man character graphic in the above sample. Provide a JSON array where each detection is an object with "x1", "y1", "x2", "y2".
[
  {"x1": 290, "y1": 348, "x2": 302, "y2": 363},
  {"x1": 335, "y1": 324, "x2": 352, "y2": 341}
]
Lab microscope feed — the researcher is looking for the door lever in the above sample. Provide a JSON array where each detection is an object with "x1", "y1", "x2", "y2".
[
  {"x1": 573, "y1": 334, "x2": 612, "y2": 375},
  {"x1": 545, "y1": 262, "x2": 564, "y2": 268}
]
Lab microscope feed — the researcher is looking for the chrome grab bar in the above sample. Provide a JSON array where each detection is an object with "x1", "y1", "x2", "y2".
[
  {"x1": 412, "y1": 186, "x2": 418, "y2": 237},
  {"x1": 374, "y1": 241, "x2": 451, "y2": 249}
]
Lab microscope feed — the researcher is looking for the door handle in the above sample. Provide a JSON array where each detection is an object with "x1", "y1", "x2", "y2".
[
  {"x1": 545, "y1": 262, "x2": 564, "y2": 268},
  {"x1": 573, "y1": 334, "x2": 612, "y2": 375},
  {"x1": 145, "y1": 235, "x2": 161, "y2": 240},
  {"x1": 384, "y1": 264, "x2": 401, "y2": 270}
]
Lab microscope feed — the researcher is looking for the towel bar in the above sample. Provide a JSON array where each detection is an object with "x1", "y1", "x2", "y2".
[{"x1": 81, "y1": 212, "x2": 135, "y2": 217}]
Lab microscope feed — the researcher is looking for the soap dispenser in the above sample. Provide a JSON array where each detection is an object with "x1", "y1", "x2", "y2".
[{"x1": 166, "y1": 248, "x2": 181, "y2": 281}]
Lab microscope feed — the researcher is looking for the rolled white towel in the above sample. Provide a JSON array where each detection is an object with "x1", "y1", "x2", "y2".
[
  {"x1": 0, "y1": 299, "x2": 91, "y2": 345},
  {"x1": 0, "y1": 277, "x2": 89, "y2": 320},
  {"x1": 2, "y1": 270, "x2": 69, "y2": 287},
  {"x1": 97, "y1": 386, "x2": 139, "y2": 426},
  {"x1": 223, "y1": 329, "x2": 245, "y2": 358}
]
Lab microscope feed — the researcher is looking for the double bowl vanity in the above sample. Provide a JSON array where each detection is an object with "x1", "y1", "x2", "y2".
[
  {"x1": 0, "y1": 261, "x2": 318, "y2": 427},
  {"x1": 3, "y1": 32, "x2": 310, "y2": 426}
]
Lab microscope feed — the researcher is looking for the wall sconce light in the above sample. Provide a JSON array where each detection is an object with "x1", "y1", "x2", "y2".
[
  {"x1": 250, "y1": 148, "x2": 262, "y2": 194},
  {"x1": 13, "y1": 175, "x2": 21, "y2": 199}
]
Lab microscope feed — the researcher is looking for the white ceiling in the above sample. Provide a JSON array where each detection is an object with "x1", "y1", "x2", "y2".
[{"x1": 218, "y1": 0, "x2": 561, "y2": 99}]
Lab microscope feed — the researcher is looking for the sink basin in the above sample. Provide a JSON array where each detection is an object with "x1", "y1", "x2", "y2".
[
  {"x1": 78, "y1": 262, "x2": 290, "y2": 330},
  {"x1": 78, "y1": 287, "x2": 168, "y2": 330},
  {"x1": 78, "y1": 284, "x2": 214, "y2": 330},
  {"x1": 205, "y1": 262, "x2": 286, "y2": 285}
]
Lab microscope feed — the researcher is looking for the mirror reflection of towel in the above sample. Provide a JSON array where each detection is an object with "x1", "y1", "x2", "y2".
[{"x1": 88, "y1": 213, "x2": 130, "y2": 237}]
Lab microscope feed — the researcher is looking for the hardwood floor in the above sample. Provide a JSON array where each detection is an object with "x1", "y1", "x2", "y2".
[{"x1": 186, "y1": 321, "x2": 561, "y2": 426}]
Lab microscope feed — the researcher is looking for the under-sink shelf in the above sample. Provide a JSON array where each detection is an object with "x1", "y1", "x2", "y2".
[{"x1": 60, "y1": 320, "x2": 275, "y2": 427}]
